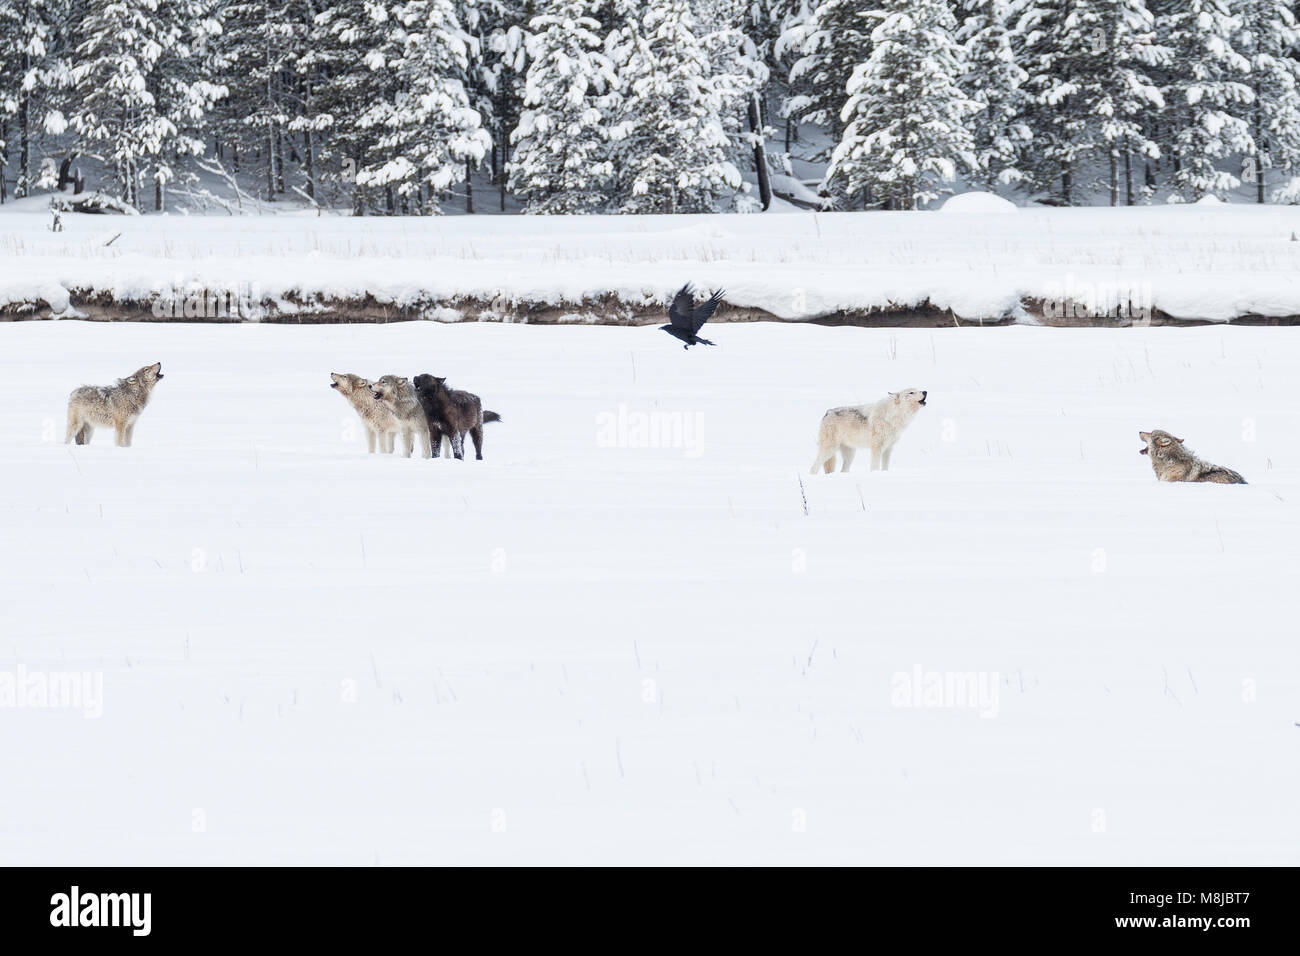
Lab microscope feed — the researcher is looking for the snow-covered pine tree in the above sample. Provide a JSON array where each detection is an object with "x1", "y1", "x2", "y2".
[
  {"x1": 216, "y1": 0, "x2": 313, "y2": 204},
  {"x1": 0, "y1": 0, "x2": 71, "y2": 200},
  {"x1": 1019, "y1": 0, "x2": 1169, "y2": 205},
  {"x1": 481, "y1": 0, "x2": 536, "y2": 210},
  {"x1": 507, "y1": 0, "x2": 616, "y2": 213},
  {"x1": 698, "y1": 0, "x2": 769, "y2": 211},
  {"x1": 825, "y1": 0, "x2": 979, "y2": 210},
  {"x1": 1156, "y1": 0, "x2": 1253, "y2": 201},
  {"x1": 350, "y1": 0, "x2": 490, "y2": 213},
  {"x1": 777, "y1": 0, "x2": 871, "y2": 161},
  {"x1": 958, "y1": 0, "x2": 1030, "y2": 189},
  {"x1": 70, "y1": 0, "x2": 226, "y2": 209},
  {"x1": 606, "y1": 0, "x2": 752, "y2": 213},
  {"x1": 1235, "y1": 0, "x2": 1300, "y2": 202}
]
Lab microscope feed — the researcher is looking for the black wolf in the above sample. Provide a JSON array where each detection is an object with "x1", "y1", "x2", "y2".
[{"x1": 412, "y1": 374, "x2": 501, "y2": 460}]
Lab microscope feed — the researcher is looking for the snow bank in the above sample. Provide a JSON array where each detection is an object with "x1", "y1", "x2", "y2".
[
  {"x1": 2, "y1": 205, "x2": 1300, "y2": 323},
  {"x1": 937, "y1": 191, "x2": 1018, "y2": 214}
]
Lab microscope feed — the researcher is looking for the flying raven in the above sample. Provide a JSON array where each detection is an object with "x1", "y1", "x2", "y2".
[{"x1": 661, "y1": 283, "x2": 724, "y2": 349}]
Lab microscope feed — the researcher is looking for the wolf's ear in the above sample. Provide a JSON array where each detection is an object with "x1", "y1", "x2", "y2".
[
  {"x1": 891, "y1": 392, "x2": 901, "y2": 404},
  {"x1": 436, "y1": 377, "x2": 447, "y2": 385},
  {"x1": 1174, "y1": 436, "x2": 1185, "y2": 444}
]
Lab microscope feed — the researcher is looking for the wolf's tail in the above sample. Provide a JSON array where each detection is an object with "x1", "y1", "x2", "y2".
[{"x1": 483, "y1": 410, "x2": 502, "y2": 424}]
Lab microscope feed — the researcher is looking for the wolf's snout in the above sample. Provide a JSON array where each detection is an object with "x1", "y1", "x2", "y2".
[{"x1": 918, "y1": 390, "x2": 927, "y2": 405}]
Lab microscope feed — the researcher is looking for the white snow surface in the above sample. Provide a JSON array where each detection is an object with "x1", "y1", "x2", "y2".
[
  {"x1": 939, "y1": 190, "x2": 1019, "y2": 214},
  {"x1": 3, "y1": 204, "x2": 1300, "y2": 321},
  {"x1": 1, "y1": 320, "x2": 1297, "y2": 865}
]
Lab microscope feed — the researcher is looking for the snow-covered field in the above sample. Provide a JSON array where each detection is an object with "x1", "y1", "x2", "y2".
[
  {"x1": 1, "y1": 319, "x2": 1297, "y2": 865},
  {"x1": 3, "y1": 200, "x2": 1300, "y2": 321}
]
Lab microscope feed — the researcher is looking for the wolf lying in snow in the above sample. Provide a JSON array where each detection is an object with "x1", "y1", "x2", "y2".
[
  {"x1": 412, "y1": 374, "x2": 501, "y2": 460},
  {"x1": 810, "y1": 388, "x2": 927, "y2": 474},
  {"x1": 330, "y1": 373, "x2": 400, "y2": 453},
  {"x1": 1139, "y1": 430, "x2": 1246, "y2": 484},
  {"x1": 65, "y1": 362, "x2": 165, "y2": 447}
]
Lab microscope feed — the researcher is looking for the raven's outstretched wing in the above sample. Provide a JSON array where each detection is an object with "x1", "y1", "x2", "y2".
[
  {"x1": 692, "y1": 289, "x2": 724, "y2": 332},
  {"x1": 668, "y1": 284, "x2": 696, "y2": 332}
]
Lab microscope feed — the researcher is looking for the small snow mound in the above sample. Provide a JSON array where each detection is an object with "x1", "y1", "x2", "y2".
[
  {"x1": 1195, "y1": 195, "x2": 1226, "y2": 206},
  {"x1": 40, "y1": 283, "x2": 70, "y2": 315},
  {"x1": 937, "y1": 191, "x2": 1017, "y2": 214}
]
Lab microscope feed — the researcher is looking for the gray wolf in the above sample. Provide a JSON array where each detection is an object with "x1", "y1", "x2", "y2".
[
  {"x1": 65, "y1": 362, "x2": 165, "y2": 446},
  {"x1": 412, "y1": 373, "x2": 501, "y2": 460},
  {"x1": 661, "y1": 283, "x2": 723, "y2": 348},
  {"x1": 330, "y1": 373, "x2": 399, "y2": 453},
  {"x1": 810, "y1": 388, "x2": 927, "y2": 474},
  {"x1": 371, "y1": 375, "x2": 433, "y2": 458},
  {"x1": 1139, "y1": 430, "x2": 1246, "y2": 484}
]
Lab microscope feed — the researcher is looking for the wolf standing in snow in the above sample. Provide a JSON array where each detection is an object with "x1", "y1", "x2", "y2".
[
  {"x1": 810, "y1": 389, "x2": 927, "y2": 474},
  {"x1": 330, "y1": 373, "x2": 399, "y2": 453},
  {"x1": 65, "y1": 362, "x2": 165, "y2": 446},
  {"x1": 412, "y1": 374, "x2": 501, "y2": 460},
  {"x1": 1138, "y1": 430, "x2": 1246, "y2": 484},
  {"x1": 371, "y1": 375, "x2": 433, "y2": 458}
]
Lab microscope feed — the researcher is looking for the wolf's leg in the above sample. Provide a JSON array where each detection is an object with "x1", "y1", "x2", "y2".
[
  {"x1": 123, "y1": 422, "x2": 135, "y2": 447},
  {"x1": 870, "y1": 445, "x2": 883, "y2": 471},
  {"x1": 114, "y1": 419, "x2": 127, "y2": 447},
  {"x1": 383, "y1": 431, "x2": 395, "y2": 454},
  {"x1": 65, "y1": 408, "x2": 79, "y2": 444},
  {"x1": 418, "y1": 428, "x2": 432, "y2": 459},
  {"x1": 77, "y1": 425, "x2": 92, "y2": 445},
  {"x1": 441, "y1": 435, "x2": 453, "y2": 458},
  {"x1": 451, "y1": 432, "x2": 465, "y2": 460},
  {"x1": 401, "y1": 429, "x2": 414, "y2": 458},
  {"x1": 839, "y1": 446, "x2": 856, "y2": 472},
  {"x1": 469, "y1": 425, "x2": 484, "y2": 460},
  {"x1": 365, "y1": 427, "x2": 376, "y2": 453},
  {"x1": 428, "y1": 426, "x2": 443, "y2": 459},
  {"x1": 882, "y1": 445, "x2": 893, "y2": 471}
]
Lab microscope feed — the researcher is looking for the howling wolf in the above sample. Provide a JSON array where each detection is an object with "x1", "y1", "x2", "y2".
[
  {"x1": 810, "y1": 388, "x2": 927, "y2": 474},
  {"x1": 1139, "y1": 430, "x2": 1246, "y2": 484},
  {"x1": 330, "y1": 373, "x2": 401, "y2": 453},
  {"x1": 65, "y1": 362, "x2": 165, "y2": 447},
  {"x1": 412, "y1": 374, "x2": 501, "y2": 460}
]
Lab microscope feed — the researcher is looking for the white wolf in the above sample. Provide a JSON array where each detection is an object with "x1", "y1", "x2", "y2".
[{"x1": 810, "y1": 388, "x2": 927, "y2": 474}]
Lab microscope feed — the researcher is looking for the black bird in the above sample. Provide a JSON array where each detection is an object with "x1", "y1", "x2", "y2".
[{"x1": 661, "y1": 283, "x2": 724, "y2": 349}]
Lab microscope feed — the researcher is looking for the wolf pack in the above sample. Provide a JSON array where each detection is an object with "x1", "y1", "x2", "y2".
[{"x1": 64, "y1": 359, "x2": 1247, "y2": 485}]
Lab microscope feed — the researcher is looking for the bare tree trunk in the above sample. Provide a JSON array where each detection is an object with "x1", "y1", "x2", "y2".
[
  {"x1": 266, "y1": 129, "x2": 275, "y2": 201},
  {"x1": 1109, "y1": 151, "x2": 1117, "y2": 206},
  {"x1": 466, "y1": 159, "x2": 474, "y2": 214},
  {"x1": 1254, "y1": 99, "x2": 1265, "y2": 204},
  {"x1": 1124, "y1": 145, "x2": 1133, "y2": 206}
]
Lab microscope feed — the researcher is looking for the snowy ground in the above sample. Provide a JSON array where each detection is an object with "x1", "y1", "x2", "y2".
[
  {"x1": 3, "y1": 200, "x2": 1300, "y2": 321},
  {"x1": 1, "y1": 319, "x2": 1297, "y2": 865}
]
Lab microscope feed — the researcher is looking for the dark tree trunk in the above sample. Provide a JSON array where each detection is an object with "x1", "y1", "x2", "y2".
[
  {"x1": 466, "y1": 159, "x2": 474, "y2": 214},
  {"x1": 1124, "y1": 145, "x2": 1133, "y2": 206},
  {"x1": 747, "y1": 94, "x2": 771, "y2": 211}
]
